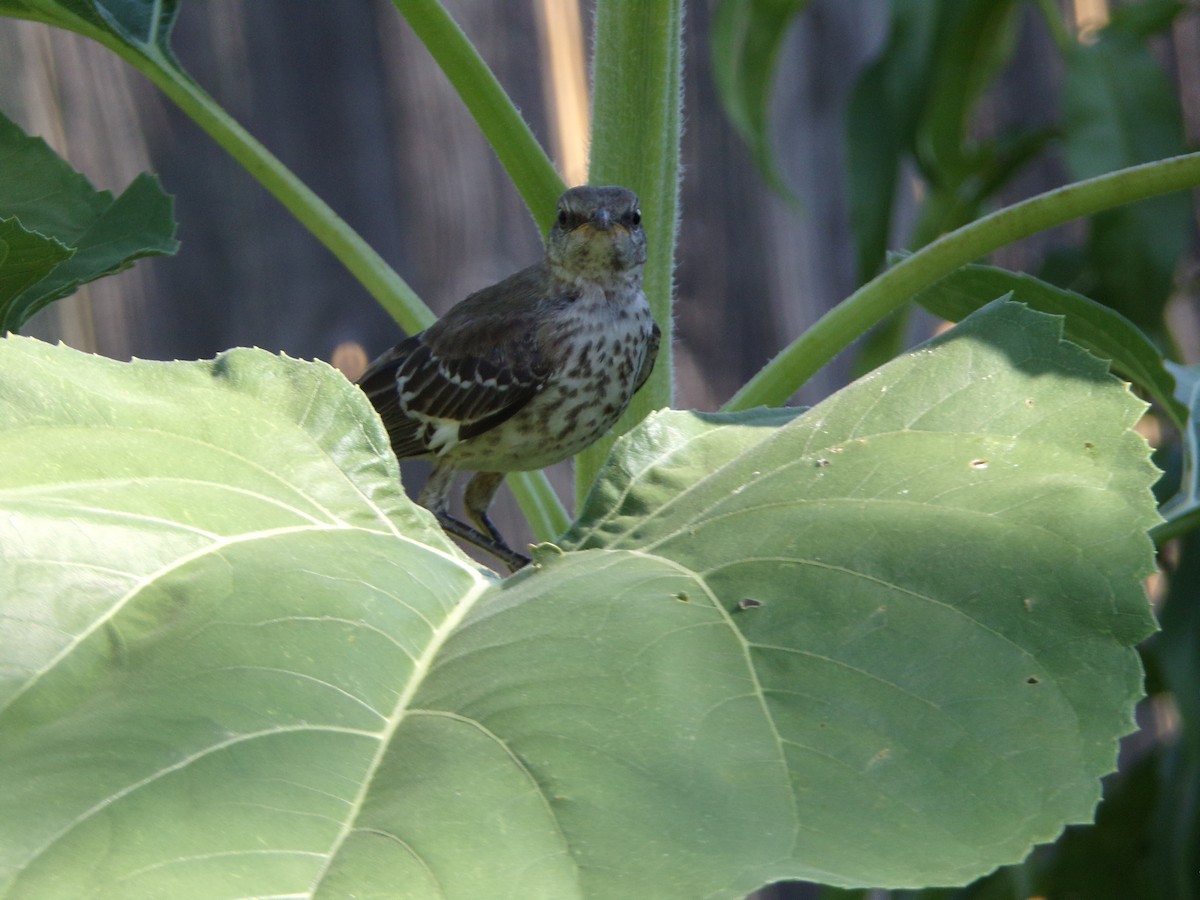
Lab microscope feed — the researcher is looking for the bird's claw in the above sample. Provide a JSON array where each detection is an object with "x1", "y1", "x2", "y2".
[{"x1": 436, "y1": 512, "x2": 531, "y2": 573}]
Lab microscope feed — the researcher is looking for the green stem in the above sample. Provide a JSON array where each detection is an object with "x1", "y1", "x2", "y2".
[
  {"x1": 1153, "y1": 508, "x2": 1200, "y2": 546},
  {"x1": 575, "y1": 0, "x2": 684, "y2": 507},
  {"x1": 725, "y1": 151, "x2": 1200, "y2": 411},
  {"x1": 393, "y1": 0, "x2": 565, "y2": 230}
]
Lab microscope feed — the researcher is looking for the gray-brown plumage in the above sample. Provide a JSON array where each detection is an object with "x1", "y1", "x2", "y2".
[{"x1": 358, "y1": 186, "x2": 660, "y2": 570}]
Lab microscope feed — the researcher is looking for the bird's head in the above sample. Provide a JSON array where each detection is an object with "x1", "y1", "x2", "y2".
[{"x1": 546, "y1": 186, "x2": 647, "y2": 286}]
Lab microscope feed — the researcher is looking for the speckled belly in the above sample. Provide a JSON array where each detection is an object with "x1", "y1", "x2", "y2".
[{"x1": 447, "y1": 308, "x2": 654, "y2": 472}]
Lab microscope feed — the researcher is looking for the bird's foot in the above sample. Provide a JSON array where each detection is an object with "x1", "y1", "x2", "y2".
[{"x1": 436, "y1": 512, "x2": 531, "y2": 572}]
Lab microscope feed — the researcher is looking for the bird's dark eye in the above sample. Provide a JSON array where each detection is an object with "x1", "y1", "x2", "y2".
[
  {"x1": 557, "y1": 208, "x2": 569, "y2": 227},
  {"x1": 629, "y1": 208, "x2": 642, "y2": 226}
]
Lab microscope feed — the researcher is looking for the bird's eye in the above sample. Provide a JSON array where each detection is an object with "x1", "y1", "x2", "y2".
[
  {"x1": 629, "y1": 208, "x2": 642, "y2": 226},
  {"x1": 557, "y1": 208, "x2": 569, "y2": 227}
]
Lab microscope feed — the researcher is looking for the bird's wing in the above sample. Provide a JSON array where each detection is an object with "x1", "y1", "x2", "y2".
[
  {"x1": 358, "y1": 267, "x2": 557, "y2": 459},
  {"x1": 633, "y1": 318, "x2": 661, "y2": 394}
]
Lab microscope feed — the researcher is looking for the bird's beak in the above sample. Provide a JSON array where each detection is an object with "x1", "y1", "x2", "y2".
[{"x1": 589, "y1": 209, "x2": 614, "y2": 232}]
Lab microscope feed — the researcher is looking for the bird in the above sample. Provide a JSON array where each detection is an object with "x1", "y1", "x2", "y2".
[{"x1": 358, "y1": 185, "x2": 661, "y2": 571}]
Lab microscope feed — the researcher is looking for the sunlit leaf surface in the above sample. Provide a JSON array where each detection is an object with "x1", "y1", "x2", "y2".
[{"x1": 0, "y1": 301, "x2": 1158, "y2": 896}]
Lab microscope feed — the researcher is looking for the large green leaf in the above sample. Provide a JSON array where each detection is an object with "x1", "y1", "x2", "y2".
[
  {"x1": 0, "y1": 299, "x2": 1159, "y2": 896},
  {"x1": 565, "y1": 301, "x2": 1159, "y2": 885},
  {"x1": 0, "y1": 111, "x2": 178, "y2": 332}
]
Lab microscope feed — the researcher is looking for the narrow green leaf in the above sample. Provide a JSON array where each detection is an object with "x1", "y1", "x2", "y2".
[
  {"x1": 710, "y1": 0, "x2": 808, "y2": 201},
  {"x1": 846, "y1": 60, "x2": 904, "y2": 284},
  {"x1": 0, "y1": 111, "x2": 178, "y2": 332},
  {"x1": 1159, "y1": 361, "x2": 1200, "y2": 539},
  {"x1": 911, "y1": 262, "x2": 1186, "y2": 429},
  {"x1": 1105, "y1": 0, "x2": 1184, "y2": 39},
  {"x1": 845, "y1": 0, "x2": 940, "y2": 281},
  {"x1": 914, "y1": 0, "x2": 1021, "y2": 183},
  {"x1": 1061, "y1": 23, "x2": 1191, "y2": 332},
  {"x1": 848, "y1": 0, "x2": 1043, "y2": 283}
]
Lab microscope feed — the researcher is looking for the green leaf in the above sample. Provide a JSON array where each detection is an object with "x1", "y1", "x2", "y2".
[
  {"x1": 710, "y1": 0, "x2": 809, "y2": 201},
  {"x1": 1061, "y1": 23, "x2": 1192, "y2": 332},
  {"x1": 0, "y1": 220, "x2": 74, "y2": 313},
  {"x1": 913, "y1": 0, "x2": 1021, "y2": 185},
  {"x1": 566, "y1": 300, "x2": 1159, "y2": 885},
  {"x1": 561, "y1": 405, "x2": 804, "y2": 550},
  {"x1": 845, "y1": 0, "x2": 940, "y2": 281},
  {"x1": 0, "y1": 337, "x2": 482, "y2": 896},
  {"x1": 910, "y1": 262, "x2": 1186, "y2": 429},
  {"x1": 0, "y1": 301, "x2": 1160, "y2": 894},
  {"x1": 0, "y1": 111, "x2": 179, "y2": 332},
  {"x1": 846, "y1": 0, "x2": 1027, "y2": 281}
]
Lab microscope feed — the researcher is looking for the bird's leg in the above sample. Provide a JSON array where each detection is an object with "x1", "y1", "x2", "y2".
[
  {"x1": 464, "y1": 471, "x2": 531, "y2": 572},
  {"x1": 417, "y1": 463, "x2": 530, "y2": 572}
]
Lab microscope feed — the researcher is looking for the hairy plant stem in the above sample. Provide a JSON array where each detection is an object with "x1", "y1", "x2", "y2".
[{"x1": 575, "y1": 0, "x2": 684, "y2": 507}]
